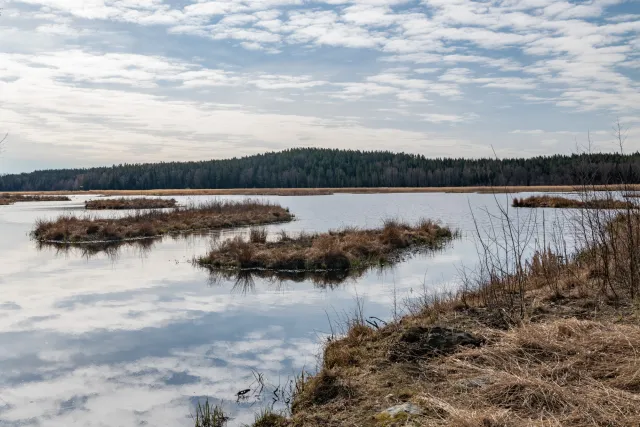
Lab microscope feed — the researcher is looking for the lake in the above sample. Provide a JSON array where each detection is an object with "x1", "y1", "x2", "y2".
[{"x1": 0, "y1": 192, "x2": 572, "y2": 426}]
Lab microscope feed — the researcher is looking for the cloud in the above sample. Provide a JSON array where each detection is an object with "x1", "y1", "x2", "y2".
[
  {"x1": 422, "y1": 113, "x2": 476, "y2": 123},
  {"x1": 511, "y1": 129, "x2": 545, "y2": 134},
  {"x1": 1, "y1": 0, "x2": 639, "y2": 172}
]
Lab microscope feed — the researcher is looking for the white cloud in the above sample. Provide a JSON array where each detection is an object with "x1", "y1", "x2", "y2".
[
  {"x1": 1, "y1": 0, "x2": 639, "y2": 171},
  {"x1": 422, "y1": 113, "x2": 476, "y2": 123}
]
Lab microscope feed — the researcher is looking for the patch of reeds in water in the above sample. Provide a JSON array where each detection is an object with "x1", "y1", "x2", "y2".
[
  {"x1": 513, "y1": 195, "x2": 634, "y2": 209},
  {"x1": 197, "y1": 219, "x2": 456, "y2": 272},
  {"x1": 84, "y1": 197, "x2": 177, "y2": 210},
  {"x1": 31, "y1": 199, "x2": 293, "y2": 244},
  {"x1": 0, "y1": 194, "x2": 71, "y2": 205}
]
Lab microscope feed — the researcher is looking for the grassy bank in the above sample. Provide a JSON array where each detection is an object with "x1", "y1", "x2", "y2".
[
  {"x1": 7, "y1": 184, "x2": 640, "y2": 197},
  {"x1": 32, "y1": 200, "x2": 293, "y2": 243},
  {"x1": 85, "y1": 197, "x2": 177, "y2": 210},
  {"x1": 0, "y1": 194, "x2": 71, "y2": 205},
  {"x1": 512, "y1": 195, "x2": 634, "y2": 209},
  {"x1": 269, "y1": 207, "x2": 640, "y2": 427},
  {"x1": 197, "y1": 220, "x2": 455, "y2": 272}
]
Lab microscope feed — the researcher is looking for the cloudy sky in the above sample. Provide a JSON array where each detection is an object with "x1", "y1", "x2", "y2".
[{"x1": 0, "y1": 0, "x2": 639, "y2": 173}]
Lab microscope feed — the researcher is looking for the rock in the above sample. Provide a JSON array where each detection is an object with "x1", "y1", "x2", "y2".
[
  {"x1": 381, "y1": 403, "x2": 423, "y2": 417},
  {"x1": 389, "y1": 326, "x2": 484, "y2": 362}
]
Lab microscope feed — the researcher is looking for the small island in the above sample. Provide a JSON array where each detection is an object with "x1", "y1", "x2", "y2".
[
  {"x1": 0, "y1": 194, "x2": 71, "y2": 205},
  {"x1": 197, "y1": 219, "x2": 455, "y2": 272},
  {"x1": 32, "y1": 199, "x2": 293, "y2": 243},
  {"x1": 512, "y1": 195, "x2": 634, "y2": 209},
  {"x1": 85, "y1": 197, "x2": 178, "y2": 210}
]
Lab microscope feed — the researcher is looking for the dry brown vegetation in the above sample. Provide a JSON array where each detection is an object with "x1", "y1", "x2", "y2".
[
  {"x1": 9, "y1": 184, "x2": 640, "y2": 198},
  {"x1": 513, "y1": 195, "x2": 634, "y2": 209},
  {"x1": 197, "y1": 220, "x2": 455, "y2": 272},
  {"x1": 0, "y1": 194, "x2": 71, "y2": 205},
  {"x1": 32, "y1": 199, "x2": 293, "y2": 243},
  {"x1": 283, "y1": 197, "x2": 640, "y2": 426},
  {"x1": 85, "y1": 197, "x2": 177, "y2": 210}
]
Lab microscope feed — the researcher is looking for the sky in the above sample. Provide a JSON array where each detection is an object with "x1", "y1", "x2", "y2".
[{"x1": 0, "y1": 0, "x2": 639, "y2": 173}]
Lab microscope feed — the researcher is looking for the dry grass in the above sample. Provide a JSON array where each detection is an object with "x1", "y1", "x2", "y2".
[
  {"x1": 8, "y1": 184, "x2": 640, "y2": 197},
  {"x1": 289, "y1": 295, "x2": 640, "y2": 427},
  {"x1": 32, "y1": 199, "x2": 293, "y2": 243},
  {"x1": 285, "y1": 224, "x2": 640, "y2": 427},
  {"x1": 0, "y1": 193, "x2": 71, "y2": 205},
  {"x1": 513, "y1": 195, "x2": 634, "y2": 209},
  {"x1": 197, "y1": 219, "x2": 455, "y2": 272},
  {"x1": 84, "y1": 197, "x2": 177, "y2": 210}
]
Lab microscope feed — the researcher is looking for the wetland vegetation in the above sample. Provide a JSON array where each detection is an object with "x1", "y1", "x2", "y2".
[
  {"x1": 0, "y1": 193, "x2": 71, "y2": 205},
  {"x1": 263, "y1": 195, "x2": 640, "y2": 427},
  {"x1": 84, "y1": 197, "x2": 178, "y2": 210},
  {"x1": 512, "y1": 195, "x2": 634, "y2": 209},
  {"x1": 32, "y1": 199, "x2": 293, "y2": 244},
  {"x1": 197, "y1": 220, "x2": 456, "y2": 273}
]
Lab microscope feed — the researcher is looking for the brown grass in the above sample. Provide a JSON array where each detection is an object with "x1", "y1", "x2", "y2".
[
  {"x1": 8, "y1": 184, "x2": 640, "y2": 197},
  {"x1": 0, "y1": 194, "x2": 71, "y2": 205},
  {"x1": 513, "y1": 195, "x2": 634, "y2": 209},
  {"x1": 85, "y1": 197, "x2": 177, "y2": 210},
  {"x1": 285, "y1": 226, "x2": 640, "y2": 426},
  {"x1": 197, "y1": 220, "x2": 455, "y2": 272},
  {"x1": 32, "y1": 199, "x2": 293, "y2": 243}
]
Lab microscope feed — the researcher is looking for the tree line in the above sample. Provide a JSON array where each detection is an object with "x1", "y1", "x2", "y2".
[{"x1": 1, "y1": 148, "x2": 639, "y2": 191}]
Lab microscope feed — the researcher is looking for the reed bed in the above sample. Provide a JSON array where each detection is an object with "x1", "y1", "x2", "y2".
[
  {"x1": 85, "y1": 197, "x2": 177, "y2": 210},
  {"x1": 512, "y1": 195, "x2": 634, "y2": 209},
  {"x1": 0, "y1": 194, "x2": 71, "y2": 205},
  {"x1": 198, "y1": 219, "x2": 455, "y2": 272},
  {"x1": 32, "y1": 199, "x2": 293, "y2": 243}
]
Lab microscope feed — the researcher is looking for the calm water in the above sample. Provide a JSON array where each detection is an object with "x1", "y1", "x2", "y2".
[{"x1": 0, "y1": 193, "x2": 571, "y2": 426}]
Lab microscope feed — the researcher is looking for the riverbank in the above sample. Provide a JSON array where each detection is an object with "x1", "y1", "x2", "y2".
[
  {"x1": 5, "y1": 184, "x2": 640, "y2": 197},
  {"x1": 233, "y1": 207, "x2": 640, "y2": 427},
  {"x1": 282, "y1": 253, "x2": 640, "y2": 426},
  {"x1": 32, "y1": 200, "x2": 293, "y2": 244}
]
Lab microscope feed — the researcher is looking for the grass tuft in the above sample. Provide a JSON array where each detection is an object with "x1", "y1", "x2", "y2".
[
  {"x1": 249, "y1": 227, "x2": 268, "y2": 243},
  {"x1": 194, "y1": 400, "x2": 229, "y2": 427},
  {"x1": 249, "y1": 408, "x2": 289, "y2": 427}
]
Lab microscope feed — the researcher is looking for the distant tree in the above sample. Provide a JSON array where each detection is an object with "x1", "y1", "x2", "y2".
[{"x1": 1, "y1": 148, "x2": 640, "y2": 191}]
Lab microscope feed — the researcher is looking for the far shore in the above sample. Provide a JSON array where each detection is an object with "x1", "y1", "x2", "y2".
[{"x1": 5, "y1": 184, "x2": 640, "y2": 197}]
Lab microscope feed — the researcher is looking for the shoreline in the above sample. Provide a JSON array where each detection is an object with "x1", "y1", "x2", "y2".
[{"x1": 5, "y1": 184, "x2": 640, "y2": 197}]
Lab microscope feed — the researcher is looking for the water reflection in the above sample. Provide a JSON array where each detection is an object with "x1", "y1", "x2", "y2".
[
  {"x1": 37, "y1": 238, "x2": 158, "y2": 260},
  {"x1": 34, "y1": 229, "x2": 225, "y2": 259},
  {"x1": 205, "y1": 266, "x2": 371, "y2": 291},
  {"x1": 0, "y1": 192, "x2": 574, "y2": 427}
]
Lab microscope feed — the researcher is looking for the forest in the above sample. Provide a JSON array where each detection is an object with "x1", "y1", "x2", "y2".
[{"x1": 1, "y1": 148, "x2": 640, "y2": 191}]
